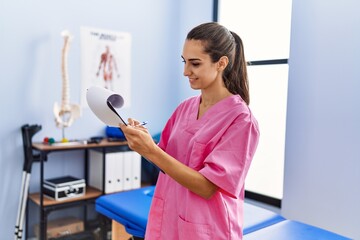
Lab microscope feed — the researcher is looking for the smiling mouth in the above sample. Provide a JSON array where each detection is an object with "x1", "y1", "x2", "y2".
[{"x1": 189, "y1": 78, "x2": 197, "y2": 83}]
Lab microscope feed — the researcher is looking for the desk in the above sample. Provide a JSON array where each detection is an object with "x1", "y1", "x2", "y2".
[{"x1": 27, "y1": 139, "x2": 131, "y2": 240}]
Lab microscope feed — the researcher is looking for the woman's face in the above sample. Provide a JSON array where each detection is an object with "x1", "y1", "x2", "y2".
[{"x1": 182, "y1": 39, "x2": 221, "y2": 90}]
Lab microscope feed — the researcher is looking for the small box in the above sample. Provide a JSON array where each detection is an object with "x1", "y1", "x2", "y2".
[
  {"x1": 43, "y1": 176, "x2": 86, "y2": 201},
  {"x1": 34, "y1": 217, "x2": 84, "y2": 239}
]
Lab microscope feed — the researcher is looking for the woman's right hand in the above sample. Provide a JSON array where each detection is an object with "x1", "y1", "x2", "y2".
[{"x1": 119, "y1": 118, "x2": 158, "y2": 158}]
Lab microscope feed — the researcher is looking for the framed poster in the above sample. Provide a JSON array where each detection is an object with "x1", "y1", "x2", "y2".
[{"x1": 80, "y1": 27, "x2": 131, "y2": 108}]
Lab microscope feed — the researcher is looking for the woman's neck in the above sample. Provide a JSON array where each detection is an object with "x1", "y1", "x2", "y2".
[
  {"x1": 200, "y1": 87, "x2": 233, "y2": 107},
  {"x1": 197, "y1": 87, "x2": 233, "y2": 119}
]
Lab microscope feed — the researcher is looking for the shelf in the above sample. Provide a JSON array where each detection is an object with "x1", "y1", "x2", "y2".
[
  {"x1": 29, "y1": 186, "x2": 102, "y2": 207},
  {"x1": 24, "y1": 134, "x2": 133, "y2": 240},
  {"x1": 32, "y1": 139, "x2": 128, "y2": 152}
]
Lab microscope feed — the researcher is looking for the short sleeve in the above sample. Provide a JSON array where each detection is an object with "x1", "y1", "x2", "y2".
[{"x1": 199, "y1": 117, "x2": 259, "y2": 198}]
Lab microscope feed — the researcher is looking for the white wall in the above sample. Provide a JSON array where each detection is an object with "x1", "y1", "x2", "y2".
[
  {"x1": 282, "y1": 0, "x2": 360, "y2": 239},
  {"x1": 0, "y1": 0, "x2": 212, "y2": 238}
]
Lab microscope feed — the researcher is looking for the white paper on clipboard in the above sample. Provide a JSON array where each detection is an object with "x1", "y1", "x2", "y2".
[{"x1": 86, "y1": 86, "x2": 127, "y2": 127}]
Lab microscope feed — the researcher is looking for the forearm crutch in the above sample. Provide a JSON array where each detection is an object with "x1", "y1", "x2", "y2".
[{"x1": 15, "y1": 124, "x2": 41, "y2": 240}]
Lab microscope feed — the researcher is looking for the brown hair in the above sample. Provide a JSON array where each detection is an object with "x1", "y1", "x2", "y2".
[{"x1": 186, "y1": 22, "x2": 250, "y2": 105}]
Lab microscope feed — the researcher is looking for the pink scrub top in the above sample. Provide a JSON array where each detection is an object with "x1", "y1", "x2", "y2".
[{"x1": 145, "y1": 95, "x2": 259, "y2": 240}]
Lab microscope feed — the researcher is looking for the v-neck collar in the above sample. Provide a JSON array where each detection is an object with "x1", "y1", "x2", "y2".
[{"x1": 193, "y1": 94, "x2": 240, "y2": 121}]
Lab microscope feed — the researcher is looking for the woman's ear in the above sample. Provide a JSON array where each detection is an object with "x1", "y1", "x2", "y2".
[{"x1": 217, "y1": 56, "x2": 229, "y2": 71}]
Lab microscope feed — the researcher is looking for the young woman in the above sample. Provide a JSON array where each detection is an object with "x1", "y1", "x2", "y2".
[{"x1": 120, "y1": 22, "x2": 260, "y2": 239}]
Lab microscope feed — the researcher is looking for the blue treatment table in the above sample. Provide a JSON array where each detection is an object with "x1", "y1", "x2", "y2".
[
  {"x1": 96, "y1": 186, "x2": 154, "y2": 238},
  {"x1": 96, "y1": 186, "x2": 286, "y2": 237},
  {"x1": 243, "y1": 220, "x2": 352, "y2": 240},
  {"x1": 243, "y1": 202, "x2": 285, "y2": 234}
]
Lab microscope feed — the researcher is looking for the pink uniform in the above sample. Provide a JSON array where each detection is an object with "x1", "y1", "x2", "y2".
[{"x1": 145, "y1": 95, "x2": 260, "y2": 239}]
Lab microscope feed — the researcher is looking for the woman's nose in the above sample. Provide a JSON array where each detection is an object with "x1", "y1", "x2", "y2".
[{"x1": 183, "y1": 65, "x2": 190, "y2": 76}]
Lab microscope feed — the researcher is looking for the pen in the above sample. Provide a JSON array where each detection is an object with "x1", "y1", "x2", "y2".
[
  {"x1": 140, "y1": 121, "x2": 148, "y2": 126},
  {"x1": 135, "y1": 121, "x2": 148, "y2": 127}
]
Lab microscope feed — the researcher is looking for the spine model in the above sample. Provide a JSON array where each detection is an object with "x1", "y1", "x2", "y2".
[{"x1": 53, "y1": 30, "x2": 81, "y2": 130}]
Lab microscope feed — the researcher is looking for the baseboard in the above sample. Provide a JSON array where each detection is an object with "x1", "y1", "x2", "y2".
[{"x1": 245, "y1": 190, "x2": 282, "y2": 208}]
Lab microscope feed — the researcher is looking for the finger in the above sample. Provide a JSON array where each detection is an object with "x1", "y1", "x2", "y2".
[
  {"x1": 119, "y1": 123, "x2": 127, "y2": 131},
  {"x1": 119, "y1": 124, "x2": 140, "y2": 136},
  {"x1": 127, "y1": 118, "x2": 135, "y2": 126},
  {"x1": 119, "y1": 124, "x2": 134, "y2": 135},
  {"x1": 133, "y1": 119, "x2": 141, "y2": 126},
  {"x1": 134, "y1": 125, "x2": 148, "y2": 131}
]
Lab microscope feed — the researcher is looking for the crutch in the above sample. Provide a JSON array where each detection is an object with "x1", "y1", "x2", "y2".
[{"x1": 14, "y1": 124, "x2": 41, "y2": 240}]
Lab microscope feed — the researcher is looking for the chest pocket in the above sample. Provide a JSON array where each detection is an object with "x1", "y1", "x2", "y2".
[{"x1": 188, "y1": 141, "x2": 207, "y2": 171}]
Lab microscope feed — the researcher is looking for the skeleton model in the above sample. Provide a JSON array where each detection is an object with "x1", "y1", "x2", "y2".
[{"x1": 53, "y1": 30, "x2": 81, "y2": 140}]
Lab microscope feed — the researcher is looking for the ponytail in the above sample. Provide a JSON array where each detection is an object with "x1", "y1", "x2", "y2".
[{"x1": 225, "y1": 31, "x2": 250, "y2": 105}]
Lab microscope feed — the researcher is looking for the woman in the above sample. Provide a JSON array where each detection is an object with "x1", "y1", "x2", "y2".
[{"x1": 120, "y1": 22, "x2": 260, "y2": 239}]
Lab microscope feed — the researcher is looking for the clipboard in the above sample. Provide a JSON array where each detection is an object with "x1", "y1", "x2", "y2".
[{"x1": 86, "y1": 86, "x2": 127, "y2": 127}]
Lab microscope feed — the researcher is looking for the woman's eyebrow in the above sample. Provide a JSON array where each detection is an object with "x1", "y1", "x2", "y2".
[{"x1": 181, "y1": 56, "x2": 201, "y2": 61}]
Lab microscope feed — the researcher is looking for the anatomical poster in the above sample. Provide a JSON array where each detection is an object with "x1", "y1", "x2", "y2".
[{"x1": 80, "y1": 27, "x2": 131, "y2": 108}]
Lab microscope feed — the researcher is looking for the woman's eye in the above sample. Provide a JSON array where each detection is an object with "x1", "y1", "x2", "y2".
[{"x1": 181, "y1": 59, "x2": 200, "y2": 67}]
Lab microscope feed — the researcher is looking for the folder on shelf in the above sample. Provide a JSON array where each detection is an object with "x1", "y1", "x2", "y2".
[
  {"x1": 123, "y1": 151, "x2": 133, "y2": 191},
  {"x1": 106, "y1": 153, "x2": 118, "y2": 193},
  {"x1": 122, "y1": 151, "x2": 141, "y2": 190},
  {"x1": 89, "y1": 150, "x2": 141, "y2": 194},
  {"x1": 113, "y1": 152, "x2": 125, "y2": 192},
  {"x1": 89, "y1": 150, "x2": 118, "y2": 194},
  {"x1": 131, "y1": 152, "x2": 141, "y2": 189}
]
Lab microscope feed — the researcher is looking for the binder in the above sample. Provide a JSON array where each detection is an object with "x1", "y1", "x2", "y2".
[
  {"x1": 122, "y1": 151, "x2": 133, "y2": 190},
  {"x1": 131, "y1": 152, "x2": 141, "y2": 189},
  {"x1": 89, "y1": 150, "x2": 142, "y2": 194},
  {"x1": 89, "y1": 150, "x2": 121, "y2": 194},
  {"x1": 89, "y1": 150, "x2": 103, "y2": 192},
  {"x1": 113, "y1": 152, "x2": 124, "y2": 192},
  {"x1": 104, "y1": 153, "x2": 117, "y2": 193}
]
